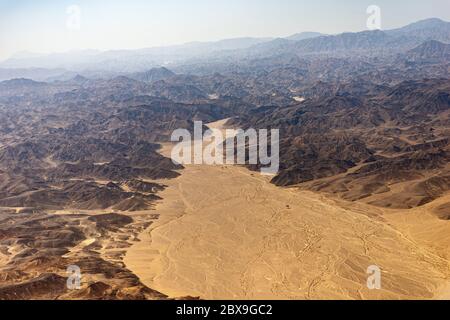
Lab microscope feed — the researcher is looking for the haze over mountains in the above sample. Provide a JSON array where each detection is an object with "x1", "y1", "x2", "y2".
[
  {"x1": 1, "y1": 17, "x2": 448, "y2": 78},
  {"x1": 0, "y1": 17, "x2": 449, "y2": 299}
]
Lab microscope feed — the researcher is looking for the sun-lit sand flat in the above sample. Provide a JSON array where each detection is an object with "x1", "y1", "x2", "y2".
[
  {"x1": 382, "y1": 194, "x2": 450, "y2": 299},
  {"x1": 124, "y1": 121, "x2": 450, "y2": 300}
]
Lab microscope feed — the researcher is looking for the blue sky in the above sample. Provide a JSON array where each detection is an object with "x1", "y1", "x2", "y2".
[{"x1": 0, "y1": 0, "x2": 449, "y2": 61}]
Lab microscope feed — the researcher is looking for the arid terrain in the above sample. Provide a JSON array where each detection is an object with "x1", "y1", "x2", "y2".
[
  {"x1": 0, "y1": 17, "x2": 449, "y2": 299},
  {"x1": 124, "y1": 120, "x2": 450, "y2": 300}
]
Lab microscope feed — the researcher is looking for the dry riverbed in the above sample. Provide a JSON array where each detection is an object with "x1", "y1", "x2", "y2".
[{"x1": 124, "y1": 120, "x2": 450, "y2": 300}]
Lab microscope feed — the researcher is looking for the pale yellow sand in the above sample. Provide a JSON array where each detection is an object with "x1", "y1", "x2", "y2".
[
  {"x1": 124, "y1": 120, "x2": 450, "y2": 300},
  {"x1": 383, "y1": 194, "x2": 450, "y2": 299}
]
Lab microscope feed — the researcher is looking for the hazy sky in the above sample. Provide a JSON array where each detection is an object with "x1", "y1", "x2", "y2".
[{"x1": 1, "y1": 0, "x2": 449, "y2": 61}]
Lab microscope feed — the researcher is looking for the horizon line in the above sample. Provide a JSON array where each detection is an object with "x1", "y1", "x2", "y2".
[{"x1": 2, "y1": 16, "x2": 447, "y2": 63}]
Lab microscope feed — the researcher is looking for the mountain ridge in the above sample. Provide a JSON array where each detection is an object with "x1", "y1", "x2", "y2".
[{"x1": 1, "y1": 17, "x2": 448, "y2": 76}]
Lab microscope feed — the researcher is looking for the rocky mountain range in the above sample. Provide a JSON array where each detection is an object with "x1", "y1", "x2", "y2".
[
  {"x1": 1, "y1": 18, "x2": 448, "y2": 77},
  {"x1": 0, "y1": 17, "x2": 449, "y2": 299}
]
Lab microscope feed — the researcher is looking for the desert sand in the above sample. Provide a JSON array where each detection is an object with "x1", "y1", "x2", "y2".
[{"x1": 124, "y1": 120, "x2": 450, "y2": 300}]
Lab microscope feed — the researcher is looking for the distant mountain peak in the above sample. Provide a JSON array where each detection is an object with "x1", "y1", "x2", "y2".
[
  {"x1": 406, "y1": 17, "x2": 447, "y2": 28},
  {"x1": 404, "y1": 39, "x2": 450, "y2": 61},
  {"x1": 129, "y1": 67, "x2": 176, "y2": 83},
  {"x1": 150, "y1": 66, "x2": 175, "y2": 74},
  {"x1": 72, "y1": 74, "x2": 88, "y2": 83},
  {"x1": 286, "y1": 32, "x2": 325, "y2": 41},
  {"x1": 389, "y1": 17, "x2": 450, "y2": 33},
  {"x1": 0, "y1": 78, "x2": 47, "y2": 89}
]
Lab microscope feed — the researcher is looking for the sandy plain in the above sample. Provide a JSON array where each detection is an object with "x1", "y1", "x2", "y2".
[{"x1": 124, "y1": 120, "x2": 450, "y2": 300}]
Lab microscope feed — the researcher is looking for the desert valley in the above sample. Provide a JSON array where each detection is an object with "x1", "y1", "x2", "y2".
[{"x1": 0, "y1": 16, "x2": 449, "y2": 300}]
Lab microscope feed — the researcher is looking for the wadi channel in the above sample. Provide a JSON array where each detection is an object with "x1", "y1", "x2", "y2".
[{"x1": 124, "y1": 120, "x2": 450, "y2": 300}]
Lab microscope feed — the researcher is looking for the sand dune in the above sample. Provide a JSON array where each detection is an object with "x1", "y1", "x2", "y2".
[{"x1": 124, "y1": 120, "x2": 450, "y2": 300}]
